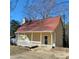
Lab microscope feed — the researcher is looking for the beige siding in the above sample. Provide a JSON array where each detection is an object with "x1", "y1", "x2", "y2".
[
  {"x1": 33, "y1": 33, "x2": 40, "y2": 41},
  {"x1": 42, "y1": 32, "x2": 51, "y2": 45},
  {"x1": 32, "y1": 32, "x2": 53, "y2": 45},
  {"x1": 55, "y1": 21, "x2": 63, "y2": 47},
  {"x1": 17, "y1": 32, "x2": 53, "y2": 46}
]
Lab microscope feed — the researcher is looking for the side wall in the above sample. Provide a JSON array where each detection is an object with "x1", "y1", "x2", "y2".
[{"x1": 55, "y1": 20, "x2": 63, "y2": 47}]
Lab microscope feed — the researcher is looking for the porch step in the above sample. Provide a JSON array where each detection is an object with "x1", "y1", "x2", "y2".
[{"x1": 40, "y1": 45, "x2": 52, "y2": 48}]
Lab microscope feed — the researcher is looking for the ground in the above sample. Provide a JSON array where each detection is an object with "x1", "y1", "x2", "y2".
[{"x1": 10, "y1": 45, "x2": 69, "y2": 59}]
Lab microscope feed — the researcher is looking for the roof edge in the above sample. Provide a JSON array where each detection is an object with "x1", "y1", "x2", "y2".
[{"x1": 15, "y1": 31, "x2": 54, "y2": 33}]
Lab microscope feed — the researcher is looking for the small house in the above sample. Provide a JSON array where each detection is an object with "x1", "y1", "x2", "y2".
[{"x1": 15, "y1": 16, "x2": 63, "y2": 48}]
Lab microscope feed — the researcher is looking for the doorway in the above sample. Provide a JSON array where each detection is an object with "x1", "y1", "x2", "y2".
[{"x1": 44, "y1": 36, "x2": 48, "y2": 44}]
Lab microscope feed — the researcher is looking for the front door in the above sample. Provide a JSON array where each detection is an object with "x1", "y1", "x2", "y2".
[{"x1": 44, "y1": 36, "x2": 48, "y2": 44}]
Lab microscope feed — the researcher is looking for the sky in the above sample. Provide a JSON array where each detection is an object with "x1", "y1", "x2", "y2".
[{"x1": 10, "y1": 0, "x2": 69, "y2": 24}]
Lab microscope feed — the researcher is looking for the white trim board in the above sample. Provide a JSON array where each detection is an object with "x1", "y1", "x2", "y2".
[{"x1": 15, "y1": 31, "x2": 53, "y2": 33}]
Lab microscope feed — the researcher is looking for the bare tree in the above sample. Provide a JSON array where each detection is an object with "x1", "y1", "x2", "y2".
[
  {"x1": 24, "y1": 4, "x2": 37, "y2": 20},
  {"x1": 24, "y1": 0, "x2": 55, "y2": 19}
]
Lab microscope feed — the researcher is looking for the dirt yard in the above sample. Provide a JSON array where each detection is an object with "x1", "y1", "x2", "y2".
[{"x1": 10, "y1": 45, "x2": 69, "y2": 59}]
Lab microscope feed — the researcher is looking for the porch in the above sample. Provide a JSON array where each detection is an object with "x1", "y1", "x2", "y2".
[{"x1": 15, "y1": 31, "x2": 56, "y2": 48}]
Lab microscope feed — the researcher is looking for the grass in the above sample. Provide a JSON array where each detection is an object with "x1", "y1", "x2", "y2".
[{"x1": 10, "y1": 45, "x2": 31, "y2": 55}]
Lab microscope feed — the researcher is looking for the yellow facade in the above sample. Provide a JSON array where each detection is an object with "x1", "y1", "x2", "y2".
[
  {"x1": 33, "y1": 33, "x2": 40, "y2": 41},
  {"x1": 17, "y1": 32, "x2": 53, "y2": 45},
  {"x1": 42, "y1": 32, "x2": 52, "y2": 45},
  {"x1": 55, "y1": 21, "x2": 63, "y2": 47}
]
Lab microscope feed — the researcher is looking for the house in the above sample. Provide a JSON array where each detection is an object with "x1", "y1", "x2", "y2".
[{"x1": 15, "y1": 16, "x2": 63, "y2": 48}]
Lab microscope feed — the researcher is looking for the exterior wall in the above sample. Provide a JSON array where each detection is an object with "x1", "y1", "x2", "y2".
[
  {"x1": 16, "y1": 32, "x2": 53, "y2": 46},
  {"x1": 42, "y1": 32, "x2": 52, "y2": 45},
  {"x1": 33, "y1": 33, "x2": 40, "y2": 41},
  {"x1": 55, "y1": 21, "x2": 63, "y2": 47}
]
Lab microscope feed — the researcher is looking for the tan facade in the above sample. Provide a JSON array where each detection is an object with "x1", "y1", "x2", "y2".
[
  {"x1": 42, "y1": 32, "x2": 52, "y2": 45},
  {"x1": 33, "y1": 33, "x2": 40, "y2": 41},
  {"x1": 16, "y1": 32, "x2": 53, "y2": 45},
  {"x1": 55, "y1": 21, "x2": 63, "y2": 47}
]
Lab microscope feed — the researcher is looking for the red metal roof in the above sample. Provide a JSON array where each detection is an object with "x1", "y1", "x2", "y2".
[{"x1": 16, "y1": 16, "x2": 61, "y2": 32}]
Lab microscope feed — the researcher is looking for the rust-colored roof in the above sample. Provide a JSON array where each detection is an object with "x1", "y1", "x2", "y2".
[{"x1": 16, "y1": 16, "x2": 61, "y2": 32}]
